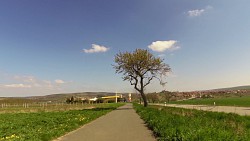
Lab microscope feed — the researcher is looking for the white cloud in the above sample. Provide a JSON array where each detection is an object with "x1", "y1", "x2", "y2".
[
  {"x1": 148, "y1": 40, "x2": 179, "y2": 52},
  {"x1": 12, "y1": 75, "x2": 52, "y2": 88},
  {"x1": 10, "y1": 75, "x2": 67, "y2": 87},
  {"x1": 14, "y1": 75, "x2": 36, "y2": 83},
  {"x1": 187, "y1": 5, "x2": 213, "y2": 17},
  {"x1": 55, "y1": 79, "x2": 65, "y2": 84},
  {"x1": 83, "y1": 44, "x2": 109, "y2": 53},
  {"x1": 4, "y1": 84, "x2": 32, "y2": 88},
  {"x1": 188, "y1": 9, "x2": 205, "y2": 17},
  {"x1": 0, "y1": 73, "x2": 73, "y2": 96}
]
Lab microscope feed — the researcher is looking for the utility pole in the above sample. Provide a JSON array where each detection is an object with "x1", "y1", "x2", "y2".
[{"x1": 115, "y1": 91, "x2": 118, "y2": 103}]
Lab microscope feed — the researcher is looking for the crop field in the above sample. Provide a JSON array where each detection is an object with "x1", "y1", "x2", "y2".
[
  {"x1": 0, "y1": 103, "x2": 107, "y2": 114},
  {"x1": 134, "y1": 103, "x2": 250, "y2": 141},
  {"x1": 0, "y1": 103, "x2": 124, "y2": 141},
  {"x1": 170, "y1": 96, "x2": 250, "y2": 107}
]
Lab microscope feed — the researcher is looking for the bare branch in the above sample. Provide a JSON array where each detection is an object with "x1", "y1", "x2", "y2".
[{"x1": 143, "y1": 76, "x2": 154, "y2": 88}]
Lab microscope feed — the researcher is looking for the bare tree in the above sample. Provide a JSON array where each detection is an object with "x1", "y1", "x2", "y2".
[
  {"x1": 162, "y1": 90, "x2": 176, "y2": 103},
  {"x1": 113, "y1": 49, "x2": 171, "y2": 107},
  {"x1": 146, "y1": 93, "x2": 159, "y2": 103}
]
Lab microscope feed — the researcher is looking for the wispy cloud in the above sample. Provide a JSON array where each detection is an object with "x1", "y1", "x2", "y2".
[
  {"x1": 1, "y1": 75, "x2": 68, "y2": 89},
  {"x1": 13, "y1": 75, "x2": 52, "y2": 88},
  {"x1": 148, "y1": 40, "x2": 179, "y2": 52},
  {"x1": 0, "y1": 73, "x2": 73, "y2": 96},
  {"x1": 83, "y1": 44, "x2": 109, "y2": 53},
  {"x1": 3, "y1": 84, "x2": 32, "y2": 88},
  {"x1": 55, "y1": 79, "x2": 65, "y2": 84},
  {"x1": 187, "y1": 5, "x2": 213, "y2": 17}
]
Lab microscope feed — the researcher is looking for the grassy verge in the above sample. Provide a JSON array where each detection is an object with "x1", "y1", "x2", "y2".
[
  {"x1": 169, "y1": 96, "x2": 250, "y2": 107},
  {"x1": 134, "y1": 103, "x2": 250, "y2": 141},
  {"x1": 0, "y1": 103, "x2": 124, "y2": 141}
]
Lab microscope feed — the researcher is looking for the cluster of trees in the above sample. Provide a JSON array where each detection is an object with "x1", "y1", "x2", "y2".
[
  {"x1": 66, "y1": 96, "x2": 87, "y2": 104},
  {"x1": 146, "y1": 91, "x2": 177, "y2": 103}
]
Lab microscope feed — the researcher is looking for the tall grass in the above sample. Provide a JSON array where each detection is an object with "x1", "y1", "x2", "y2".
[{"x1": 134, "y1": 103, "x2": 250, "y2": 141}]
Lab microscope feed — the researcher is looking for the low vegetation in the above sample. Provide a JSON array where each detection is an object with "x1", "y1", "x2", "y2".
[
  {"x1": 170, "y1": 96, "x2": 250, "y2": 107},
  {"x1": 134, "y1": 103, "x2": 250, "y2": 141},
  {"x1": 0, "y1": 103, "x2": 124, "y2": 141}
]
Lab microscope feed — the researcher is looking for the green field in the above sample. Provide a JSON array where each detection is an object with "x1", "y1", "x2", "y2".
[
  {"x1": 134, "y1": 103, "x2": 250, "y2": 141},
  {"x1": 169, "y1": 96, "x2": 250, "y2": 107},
  {"x1": 0, "y1": 103, "x2": 124, "y2": 141}
]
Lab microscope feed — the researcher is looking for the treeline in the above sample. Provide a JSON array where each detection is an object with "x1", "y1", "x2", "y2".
[
  {"x1": 66, "y1": 96, "x2": 87, "y2": 104},
  {"x1": 146, "y1": 91, "x2": 177, "y2": 103}
]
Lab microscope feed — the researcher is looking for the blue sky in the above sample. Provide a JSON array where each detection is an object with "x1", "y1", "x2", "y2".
[{"x1": 0, "y1": 0, "x2": 250, "y2": 96}]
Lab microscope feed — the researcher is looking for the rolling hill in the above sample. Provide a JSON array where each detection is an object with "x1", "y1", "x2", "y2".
[{"x1": 212, "y1": 85, "x2": 250, "y2": 91}]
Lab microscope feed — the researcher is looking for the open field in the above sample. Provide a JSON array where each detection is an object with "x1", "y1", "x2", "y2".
[
  {"x1": 134, "y1": 103, "x2": 250, "y2": 141},
  {"x1": 0, "y1": 103, "x2": 106, "y2": 114},
  {"x1": 169, "y1": 96, "x2": 250, "y2": 107},
  {"x1": 0, "y1": 103, "x2": 124, "y2": 141}
]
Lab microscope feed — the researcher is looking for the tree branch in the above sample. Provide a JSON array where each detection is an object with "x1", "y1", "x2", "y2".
[{"x1": 143, "y1": 76, "x2": 154, "y2": 88}]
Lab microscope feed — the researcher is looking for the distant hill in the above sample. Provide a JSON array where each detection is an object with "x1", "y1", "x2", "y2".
[
  {"x1": 212, "y1": 85, "x2": 250, "y2": 91},
  {"x1": 26, "y1": 92, "x2": 118, "y2": 102}
]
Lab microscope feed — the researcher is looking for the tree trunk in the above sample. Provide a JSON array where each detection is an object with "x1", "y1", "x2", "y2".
[
  {"x1": 141, "y1": 92, "x2": 148, "y2": 107},
  {"x1": 140, "y1": 77, "x2": 148, "y2": 107}
]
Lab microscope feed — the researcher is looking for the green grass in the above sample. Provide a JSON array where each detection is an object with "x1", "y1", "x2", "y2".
[
  {"x1": 134, "y1": 103, "x2": 250, "y2": 141},
  {"x1": 169, "y1": 96, "x2": 250, "y2": 107},
  {"x1": 0, "y1": 103, "x2": 124, "y2": 141}
]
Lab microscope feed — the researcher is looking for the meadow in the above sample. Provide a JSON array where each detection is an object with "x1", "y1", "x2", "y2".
[
  {"x1": 0, "y1": 103, "x2": 124, "y2": 141},
  {"x1": 169, "y1": 96, "x2": 250, "y2": 107},
  {"x1": 134, "y1": 103, "x2": 250, "y2": 141}
]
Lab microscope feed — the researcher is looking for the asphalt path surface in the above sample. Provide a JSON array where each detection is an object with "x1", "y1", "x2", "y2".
[
  {"x1": 153, "y1": 104, "x2": 250, "y2": 116},
  {"x1": 54, "y1": 103, "x2": 156, "y2": 141}
]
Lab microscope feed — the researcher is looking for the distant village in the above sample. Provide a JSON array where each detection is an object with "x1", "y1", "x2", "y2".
[
  {"x1": 65, "y1": 89, "x2": 250, "y2": 104},
  {"x1": 66, "y1": 94, "x2": 132, "y2": 104},
  {"x1": 145, "y1": 89, "x2": 250, "y2": 103}
]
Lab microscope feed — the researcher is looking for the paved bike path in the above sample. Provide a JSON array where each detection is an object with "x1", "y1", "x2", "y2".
[{"x1": 55, "y1": 103, "x2": 156, "y2": 141}]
